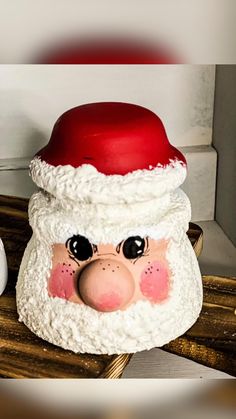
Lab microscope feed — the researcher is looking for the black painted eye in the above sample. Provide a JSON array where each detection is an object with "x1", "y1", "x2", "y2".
[
  {"x1": 122, "y1": 236, "x2": 145, "y2": 259},
  {"x1": 66, "y1": 235, "x2": 93, "y2": 261}
]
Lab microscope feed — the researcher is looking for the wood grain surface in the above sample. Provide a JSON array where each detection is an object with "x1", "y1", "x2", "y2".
[
  {"x1": 164, "y1": 276, "x2": 236, "y2": 376},
  {"x1": 0, "y1": 195, "x2": 235, "y2": 378}
]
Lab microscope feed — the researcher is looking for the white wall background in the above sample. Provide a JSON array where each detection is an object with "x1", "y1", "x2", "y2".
[
  {"x1": 0, "y1": 0, "x2": 235, "y2": 63},
  {"x1": 0, "y1": 65, "x2": 216, "y2": 221},
  {"x1": 0, "y1": 65, "x2": 215, "y2": 158}
]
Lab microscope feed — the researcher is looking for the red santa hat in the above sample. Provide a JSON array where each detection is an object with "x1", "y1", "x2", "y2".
[{"x1": 30, "y1": 102, "x2": 187, "y2": 204}]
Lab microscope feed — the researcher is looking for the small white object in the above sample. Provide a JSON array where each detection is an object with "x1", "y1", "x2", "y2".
[{"x1": 0, "y1": 238, "x2": 8, "y2": 295}]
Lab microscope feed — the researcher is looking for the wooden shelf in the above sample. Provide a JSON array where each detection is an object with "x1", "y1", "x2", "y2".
[{"x1": 0, "y1": 195, "x2": 235, "y2": 378}]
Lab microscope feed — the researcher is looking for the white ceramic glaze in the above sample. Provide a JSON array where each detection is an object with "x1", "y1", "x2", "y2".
[{"x1": 0, "y1": 238, "x2": 8, "y2": 295}]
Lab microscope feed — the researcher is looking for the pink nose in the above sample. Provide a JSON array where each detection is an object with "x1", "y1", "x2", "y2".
[{"x1": 78, "y1": 259, "x2": 135, "y2": 312}]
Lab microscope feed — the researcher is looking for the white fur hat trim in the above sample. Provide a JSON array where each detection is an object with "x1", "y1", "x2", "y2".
[{"x1": 30, "y1": 157, "x2": 187, "y2": 205}]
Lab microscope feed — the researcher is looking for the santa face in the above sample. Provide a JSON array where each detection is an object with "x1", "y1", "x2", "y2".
[
  {"x1": 16, "y1": 176, "x2": 202, "y2": 355},
  {"x1": 16, "y1": 226, "x2": 202, "y2": 355},
  {"x1": 48, "y1": 236, "x2": 170, "y2": 312}
]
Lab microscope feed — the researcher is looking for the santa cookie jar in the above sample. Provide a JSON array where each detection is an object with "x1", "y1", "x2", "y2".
[{"x1": 16, "y1": 102, "x2": 202, "y2": 355}]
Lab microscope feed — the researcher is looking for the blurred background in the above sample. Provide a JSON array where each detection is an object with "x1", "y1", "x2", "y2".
[
  {"x1": 0, "y1": 379, "x2": 235, "y2": 419},
  {"x1": 0, "y1": 0, "x2": 235, "y2": 63}
]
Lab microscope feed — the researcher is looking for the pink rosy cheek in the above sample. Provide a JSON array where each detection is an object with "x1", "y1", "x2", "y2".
[
  {"x1": 140, "y1": 261, "x2": 169, "y2": 303},
  {"x1": 48, "y1": 263, "x2": 75, "y2": 300}
]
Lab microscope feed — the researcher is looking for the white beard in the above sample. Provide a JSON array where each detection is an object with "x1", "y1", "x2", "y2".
[{"x1": 16, "y1": 233, "x2": 202, "y2": 355}]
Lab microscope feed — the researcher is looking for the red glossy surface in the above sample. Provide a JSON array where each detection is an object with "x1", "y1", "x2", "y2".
[{"x1": 37, "y1": 102, "x2": 186, "y2": 175}]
